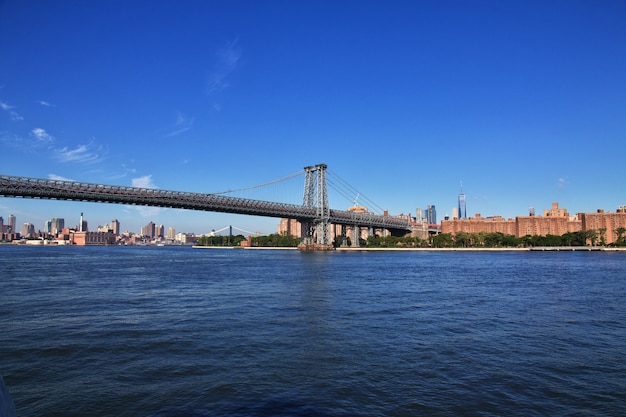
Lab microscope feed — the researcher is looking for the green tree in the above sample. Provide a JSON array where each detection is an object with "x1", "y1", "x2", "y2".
[
  {"x1": 483, "y1": 232, "x2": 504, "y2": 247},
  {"x1": 431, "y1": 233, "x2": 454, "y2": 248},
  {"x1": 455, "y1": 232, "x2": 471, "y2": 248},
  {"x1": 615, "y1": 227, "x2": 626, "y2": 246},
  {"x1": 501, "y1": 234, "x2": 520, "y2": 247}
]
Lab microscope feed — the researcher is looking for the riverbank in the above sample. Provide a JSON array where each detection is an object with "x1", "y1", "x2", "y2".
[
  {"x1": 338, "y1": 246, "x2": 626, "y2": 252},
  {"x1": 190, "y1": 245, "x2": 626, "y2": 252}
]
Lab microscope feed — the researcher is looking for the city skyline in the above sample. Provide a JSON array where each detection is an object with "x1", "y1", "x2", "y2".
[
  {"x1": 1, "y1": 1, "x2": 625, "y2": 234},
  {"x1": 3, "y1": 199, "x2": 625, "y2": 240}
]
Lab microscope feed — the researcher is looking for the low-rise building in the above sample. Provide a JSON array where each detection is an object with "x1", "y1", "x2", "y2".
[{"x1": 71, "y1": 231, "x2": 117, "y2": 246}]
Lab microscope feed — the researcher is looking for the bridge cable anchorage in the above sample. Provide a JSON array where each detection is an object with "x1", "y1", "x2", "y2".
[
  {"x1": 327, "y1": 169, "x2": 386, "y2": 214},
  {"x1": 211, "y1": 169, "x2": 305, "y2": 196}
]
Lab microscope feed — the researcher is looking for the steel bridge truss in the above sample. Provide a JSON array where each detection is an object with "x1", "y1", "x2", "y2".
[
  {"x1": 301, "y1": 164, "x2": 331, "y2": 245},
  {"x1": 0, "y1": 169, "x2": 411, "y2": 240}
]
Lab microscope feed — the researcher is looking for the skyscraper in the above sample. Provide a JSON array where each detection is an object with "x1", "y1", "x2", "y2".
[
  {"x1": 416, "y1": 208, "x2": 424, "y2": 222},
  {"x1": 458, "y1": 192, "x2": 467, "y2": 220},
  {"x1": 110, "y1": 219, "x2": 120, "y2": 236},
  {"x1": 21, "y1": 222, "x2": 34, "y2": 238},
  {"x1": 51, "y1": 218, "x2": 65, "y2": 234},
  {"x1": 141, "y1": 221, "x2": 155, "y2": 238},
  {"x1": 427, "y1": 205, "x2": 437, "y2": 224},
  {"x1": 8, "y1": 214, "x2": 16, "y2": 233},
  {"x1": 79, "y1": 212, "x2": 88, "y2": 232},
  {"x1": 457, "y1": 181, "x2": 467, "y2": 220}
]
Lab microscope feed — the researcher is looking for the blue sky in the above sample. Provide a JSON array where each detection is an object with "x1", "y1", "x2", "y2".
[{"x1": 1, "y1": 0, "x2": 625, "y2": 235}]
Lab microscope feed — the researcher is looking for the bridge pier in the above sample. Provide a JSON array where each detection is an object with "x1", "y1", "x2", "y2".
[
  {"x1": 298, "y1": 164, "x2": 334, "y2": 251},
  {"x1": 351, "y1": 225, "x2": 360, "y2": 247}
]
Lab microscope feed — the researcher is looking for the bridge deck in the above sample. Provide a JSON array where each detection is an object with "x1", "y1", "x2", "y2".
[{"x1": 0, "y1": 175, "x2": 411, "y2": 231}]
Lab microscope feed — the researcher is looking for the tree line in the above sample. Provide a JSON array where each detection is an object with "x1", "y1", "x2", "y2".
[
  {"x1": 196, "y1": 228, "x2": 626, "y2": 248},
  {"x1": 430, "y1": 228, "x2": 626, "y2": 248},
  {"x1": 196, "y1": 233, "x2": 301, "y2": 247}
]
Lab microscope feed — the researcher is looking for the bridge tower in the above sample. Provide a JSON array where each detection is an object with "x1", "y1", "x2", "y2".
[{"x1": 301, "y1": 163, "x2": 331, "y2": 248}]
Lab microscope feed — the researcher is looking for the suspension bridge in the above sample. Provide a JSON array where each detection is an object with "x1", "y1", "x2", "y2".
[{"x1": 0, "y1": 164, "x2": 411, "y2": 249}]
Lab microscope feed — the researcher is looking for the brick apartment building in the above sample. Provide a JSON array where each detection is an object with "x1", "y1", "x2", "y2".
[{"x1": 442, "y1": 203, "x2": 626, "y2": 245}]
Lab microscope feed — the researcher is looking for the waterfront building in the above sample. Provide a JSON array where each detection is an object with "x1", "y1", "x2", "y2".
[
  {"x1": 155, "y1": 224, "x2": 164, "y2": 239},
  {"x1": 516, "y1": 203, "x2": 581, "y2": 237},
  {"x1": 442, "y1": 214, "x2": 517, "y2": 236},
  {"x1": 0, "y1": 216, "x2": 4, "y2": 238},
  {"x1": 441, "y1": 202, "x2": 626, "y2": 245},
  {"x1": 110, "y1": 219, "x2": 120, "y2": 236},
  {"x1": 21, "y1": 222, "x2": 35, "y2": 238},
  {"x1": 175, "y1": 232, "x2": 197, "y2": 244},
  {"x1": 141, "y1": 221, "x2": 156, "y2": 238},
  {"x1": 167, "y1": 226, "x2": 176, "y2": 240},
  {"x1": 72, "y1": 231, "x2": 117, "y2": 246},
  {"x1": 579, "y1": 207, "x2": 626, "y2": 245}
]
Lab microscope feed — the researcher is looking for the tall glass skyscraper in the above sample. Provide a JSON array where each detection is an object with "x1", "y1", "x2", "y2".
[
  {"x1": 427, "y1": 205, "x2": 437, "y2": 224},
  {"x1": 458, "y1": 192, "x2": 466, "y2": 219}
]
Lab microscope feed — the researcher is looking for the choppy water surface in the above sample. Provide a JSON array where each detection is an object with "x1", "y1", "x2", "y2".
[{"x1": 1, "y1": 246, "x2": 625, "y2": 416}]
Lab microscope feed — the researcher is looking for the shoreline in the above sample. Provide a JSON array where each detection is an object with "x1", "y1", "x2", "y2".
[
  {"x1": 197, "y1": 246, "x2": 626, "y2": 252},
  {"x1": 5, "y1": 243, "x2": 625, "y2": 252},
  {"x1": 334, "y1": 246, "x2": 626, "y2": 252}
]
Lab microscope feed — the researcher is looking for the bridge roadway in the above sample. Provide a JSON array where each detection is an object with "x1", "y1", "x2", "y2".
[{"x1": 0, "y1": 175, "x2": 412, "y2": 232}]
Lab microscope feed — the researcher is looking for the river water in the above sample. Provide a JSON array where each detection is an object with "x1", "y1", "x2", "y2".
[{"x1": 1, "y1": 246, "x2": 625, "y2": 416}]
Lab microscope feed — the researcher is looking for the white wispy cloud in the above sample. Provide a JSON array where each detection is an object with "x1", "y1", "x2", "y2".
[
  {"x1": 55, "y1": 141, "x2": 104, "y2": 164},
  {"x1": 0, "y1": 100, "x2": 23, "y2": 121},
  {"x1": 38, "y1": 100, "x2": 53, "y2": 107},
  {"x1": 105, "y1": 165, "x2": 137, "y2": 181},
  {"x1": 128, "y1": 174, "x2": 162, "y2": 217},
  {"x1": 207, "y1": 39, "x2": 241, "y2": 93},
  {"x1": 31, "y1": 128, "x2": 54, "y2": 143},
  {"x1": 132, "y1": 206, "x2": 163, "y2": 218},
  {"x1": 1, "y1": 130, "x2": 49, "y2": 151},
  {"x1": 131, "y1": 174, "x2": 158, "y2": 189},
  {"x1": 557, "y1": 177, "x2": 569, "y2": 188},
  {"x1": 48, "y1": 174, "x2": 74, "y2": 181},
  {"x1": 166, "y1": 112, "x2": 194, "y2": 137}
]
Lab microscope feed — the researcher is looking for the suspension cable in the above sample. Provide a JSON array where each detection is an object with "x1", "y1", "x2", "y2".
[
  {"x1": 205, "y1": 225, "x2": 260, "y2": 236},
  {"x1": 211, "y1": 169, "x2": 304, "y2": 195},
  {"x1": 327, "y1": 169, "x2": 386, "y2": 214}
]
